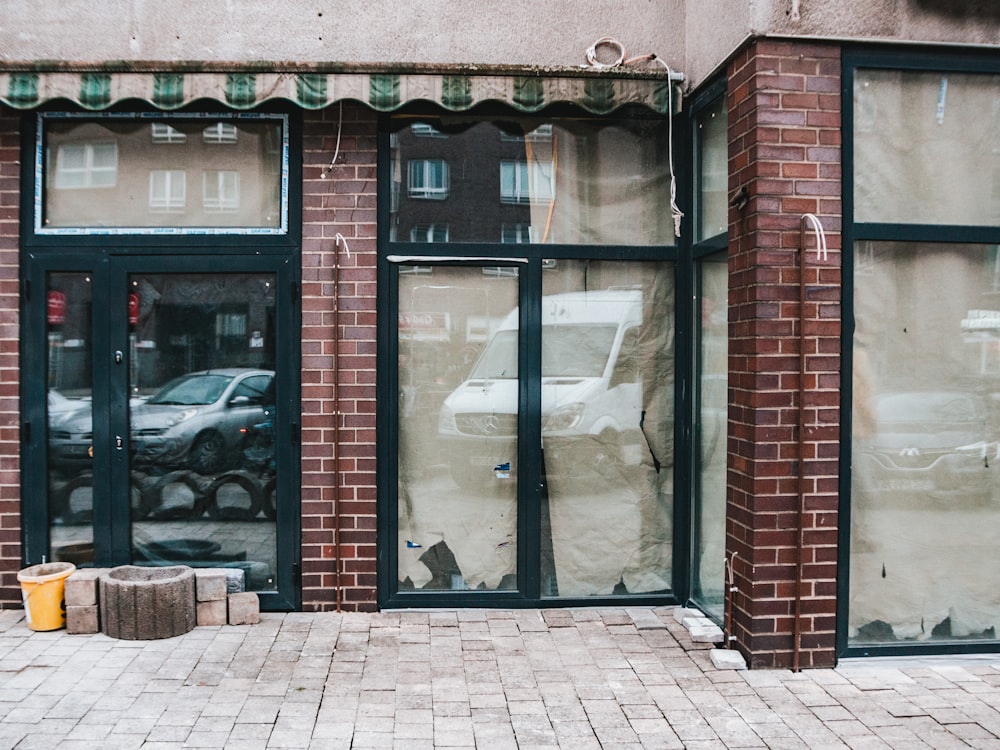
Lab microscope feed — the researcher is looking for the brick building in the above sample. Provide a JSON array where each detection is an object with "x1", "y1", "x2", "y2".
[{"x1": 1, "y1": 2, "x2": 999, "y2": 668}]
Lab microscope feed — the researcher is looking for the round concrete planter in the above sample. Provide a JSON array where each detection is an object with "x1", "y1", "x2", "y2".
[{"x1": 99, "y1": 565, "x2": 196, "y2": 640}]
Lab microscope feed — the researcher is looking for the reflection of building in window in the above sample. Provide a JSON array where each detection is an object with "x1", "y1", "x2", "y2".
[
  {"x1": 55, "y1": 142, "x2": 118, "y2": 189},
  {"x1": 407, "y1": 159, "x2": 449, "y2": 199},
  {"x1": 409, "y1": 223, "x2": 449, "y2": 242},
  {"x1": 203, "y1": 171, "x2": 240, "y2": 212},
  {"x1": 151, "y1": 123, "x2": 187, "y2": 144},
  {"x1": 411, "y1": 123, "x2": 445, "y2": 137},
  {"x1": 501, "y1": 123, "x2": 553, "y2": 142},
  {"x1": 501, "y1": 223, "x2": 532, "y2": 243},
  {"x1": 149, "y1": 169, "x2": 186, "y2": 212},
  {"x1": 203, "y1": 123, "x2": 238, "y2": 144},
  {"x1": 500, "y1": 159, "x2": 555, "y2": 204}
]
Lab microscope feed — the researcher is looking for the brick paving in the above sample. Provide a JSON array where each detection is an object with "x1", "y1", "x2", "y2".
[{"x1": 2, "y1": 607, "x2": 1000, "y2": 749}]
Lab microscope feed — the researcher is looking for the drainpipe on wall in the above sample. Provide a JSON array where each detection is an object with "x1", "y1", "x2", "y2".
[{"x1": 794, "y1": 214, "x2": 828, "y2": 671}]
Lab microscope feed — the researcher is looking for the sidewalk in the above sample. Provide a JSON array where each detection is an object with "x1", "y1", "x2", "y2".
[{"x1": 2, "y1": 606, "x2": 1000, "y2": 749}]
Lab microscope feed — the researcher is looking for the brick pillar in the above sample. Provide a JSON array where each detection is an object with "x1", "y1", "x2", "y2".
[
  {"x1": 0, "y1": 107, "x2": 21, "y2": 609},
  {"x1": 726, "y1": 40, "x2": 842, "y2": 668},
  {"x1": 301, "y1": 104, "x2": 378, "y2": 611}
]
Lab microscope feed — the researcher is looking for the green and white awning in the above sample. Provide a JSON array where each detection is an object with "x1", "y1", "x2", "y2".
[{"x1": 0, "y1": 66, "x2": 683, "y2": 115}]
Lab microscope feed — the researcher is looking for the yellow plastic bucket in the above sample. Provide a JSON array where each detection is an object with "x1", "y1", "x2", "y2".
[{"x1": 17, "y1": 562, "x2": 76, "y2": 631}]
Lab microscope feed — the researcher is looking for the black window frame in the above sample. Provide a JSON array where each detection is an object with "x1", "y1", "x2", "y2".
[
  {"x1": 376, "y1": 106, "x2": 690, "y2": 609},
  {"x1": 839, "y1": 45, "x2": 1000, "y2": 658}
]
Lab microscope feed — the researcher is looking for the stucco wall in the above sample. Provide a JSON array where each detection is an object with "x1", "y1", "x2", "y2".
[
  {"x1": 2, "y1": 1, "x2": 998, "y2": 93},
  {"x1": 0, "y1": 1, "x2": 686, "y2": 72}
]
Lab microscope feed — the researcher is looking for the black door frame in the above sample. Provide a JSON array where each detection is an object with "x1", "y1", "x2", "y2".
[{"x1": 21, "y1": 250, "x2": 301, "y2": 610}]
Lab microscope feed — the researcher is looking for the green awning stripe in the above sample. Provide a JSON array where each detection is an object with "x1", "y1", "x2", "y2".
[{"x1": 0, "y1": 70, "x2": 682, "y2": 114}]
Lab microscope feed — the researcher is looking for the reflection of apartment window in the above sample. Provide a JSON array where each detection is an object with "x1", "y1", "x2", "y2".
[
  {"x1": 500, "y1": 123, "x2": 553, "y2": 142},
  {"x1": 203, "y1": 123, "x2": 239, "y2": 144},
  {"x1": 390, "y1": 180, "x2": 400, "y2": 213},
  {"x1": 500, "y1": 159, "x2": 555, "y2": 204},
  {"x1": 409, "y1": 223, "x2": 449, "y2": 242},
  {"x1": 501, "y1": 223, "x2": 533, "y2": 243},
  {"x1": 148, "y1": 170, "x2": 186, "y2": 211},
  {"x1": 483, "y1": 266, "x2": 519, "y2": 277},
  {"x1": 411, "y1": 123, "x2": 445, "y2": 137},
  {"x1": 55, "y1": 142, "x2": 118, "y2": 189},
  {"x1": 408, "y1": 159, "x2": 449, "y2": 199},
  {"x1": 203, "y1": 171, "x2": 240, "y2": 212},
  {"x1": 151, "y1": 123, "x2": 187, "y2": 144}
]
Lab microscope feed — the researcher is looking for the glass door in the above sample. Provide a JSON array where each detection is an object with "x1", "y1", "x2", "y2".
[
  {"x1": 122, "y1": 272, "x2": 279, "y2": 593},
  {"x1": 397, "y1": 264, "x2": 520, "y2": 591},
  {"x1": 389, "y1": 258, "x2": 676, "y2": 602},
  {"x1": 32, "y1": 258, "x2": 297, "y2": 609}
]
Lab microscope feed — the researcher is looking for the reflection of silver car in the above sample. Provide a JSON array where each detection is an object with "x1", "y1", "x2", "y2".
[
  {"x1": 856, "y1": 390, "x2": 998, "y2": 502},
  {"x1": 50, "y1": 369, "x2": 275, "y2": 476}
]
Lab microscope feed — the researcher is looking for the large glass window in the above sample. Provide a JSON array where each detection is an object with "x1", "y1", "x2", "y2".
[
  {"x1": 849, "y1": 61, "x2": 1000, "y2": 649},
  {"x1": 854, "y1": 70, "x2": 1000, "y2": 226},
  {"x1": 540, "y1": 261, "x2": 675, "y2": 598},
  {"x1": 390, "y1": 118, "x2": 675, "y2": 246},
  {"x1": 850, "y1": 242, "x2": 1000, "y2": 644},
  {"x1": 38, "y1": 113, "x2": 287, "y2": 233},
  {"x1": 384, "y1": 113, "x2": 678, "y2": 606}
]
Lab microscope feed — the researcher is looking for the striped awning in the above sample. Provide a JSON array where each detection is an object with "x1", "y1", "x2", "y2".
[{"x1": 0, "y1": 66, "x2": 683, "y2": 115}]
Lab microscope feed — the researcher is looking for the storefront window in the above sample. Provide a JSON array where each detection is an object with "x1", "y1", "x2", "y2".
[
  {"x1": 389, "y1": 118, "x2": 675, "y2": 246},
  {"x1": 696, "y1": 96, "x2": 728, "y2": 241},
  {"x1": 850, "y1": 241, "x2": 1000, "y2": 644},
  {"x1": 38, "y1": 113, "x2": 287, "y2": 233},
  {"x1": 854, "y1": 70, "x2": 1000, "y2": 226},
  {"x1": 541, "y1": 260, "x2": 675, "y2": 597}
]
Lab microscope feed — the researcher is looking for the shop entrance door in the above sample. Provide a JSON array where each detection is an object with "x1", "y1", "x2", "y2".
[{"x1": 23, "y1": 255, "x2": 298, "y2": 610}]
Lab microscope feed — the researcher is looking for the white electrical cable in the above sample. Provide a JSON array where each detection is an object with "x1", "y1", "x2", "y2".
[
  {"x1": 800, "y1": 213, "x2": 828, "y2": 261},
  {"x1": 321, "y1": 100, "x2": 344, "y2": 179}
]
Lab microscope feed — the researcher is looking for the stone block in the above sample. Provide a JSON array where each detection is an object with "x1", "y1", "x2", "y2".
[
  {"x1": 672, "y1": 606, "x2": 701, "y2": 623},
  {"x1": 197, "y1": 598, "x2": 228, "y2": 626},
  {"x1": 100, "y1": 565, "x2": 196, "y2": 640},
  {"x1": 689, "y1": 622, "x2": 725, "y2": 643},
  {"x1": 66, "y1": 604, "x2": 100, "y2": 634},
  {"x1": 710, "y1": 648, "x2": 747, "y2": 670},
  {"x1": 65, "y1": 568, "x2": 110, "y2": 607},
  {"x1": 194, "y1": 569, "x2": 229, "y2": 602},
  {"x1": 228, "y1": 592, "x2": 260, "y2": 625}
]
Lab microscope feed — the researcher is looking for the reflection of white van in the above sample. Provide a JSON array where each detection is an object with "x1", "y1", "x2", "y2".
[{"x1": 438, "y1": 290, "x2": 645, "y2": 487}]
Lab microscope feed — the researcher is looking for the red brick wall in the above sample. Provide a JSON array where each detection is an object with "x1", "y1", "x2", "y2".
[
  {"x1": 726, "y1": 40, "x2": 842, "y2": 668},
  {"x1": 0, "y1": 107, "x2": 21, "y2": 607},
  {"x1": 300, "y1": 105, "x2": 379, "y2": 611}
]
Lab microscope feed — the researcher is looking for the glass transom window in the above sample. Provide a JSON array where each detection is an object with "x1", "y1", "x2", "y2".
[
  {"x1": 37, "y1": 112, "x2": 288, "y2": 234},
  {"x1": 390, "y1": 117, "x2": 675, "y2": 246}
]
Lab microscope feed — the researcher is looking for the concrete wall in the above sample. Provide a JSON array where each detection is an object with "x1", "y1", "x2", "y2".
[
  {"x1": 2, "y1": 1, "x2": 997, "y2": 92},
  {"x1": 0, "y1": 1, "x2": 687, "y2": 72}
]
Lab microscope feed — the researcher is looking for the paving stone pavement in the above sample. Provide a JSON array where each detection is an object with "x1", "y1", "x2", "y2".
[{"x1": 2, "y1": 606, "x2": 1000, "y2": 749}]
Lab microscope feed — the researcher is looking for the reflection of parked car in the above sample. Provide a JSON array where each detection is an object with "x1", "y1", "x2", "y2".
[
  {"x1": 856, "y1": 390, "x2": 999, "y2": 502},
  {"x1": 48, "y1": 391, "x2": 95, "y2": 474},
  {"x1": 50, "y1": 369, "x2": 275, "y2": 476},
  {"x1": 437, "y1": 291, "x2": 645, "y2": 488}
]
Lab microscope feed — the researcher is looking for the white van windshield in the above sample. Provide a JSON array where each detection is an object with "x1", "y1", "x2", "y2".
[{"x1": 469, "y1": 325, "x2": 617, "y2": 380}]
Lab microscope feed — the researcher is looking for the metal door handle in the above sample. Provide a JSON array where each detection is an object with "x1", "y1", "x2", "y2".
[
  {"x1": 114, "y1": 350, "x2": 123, "y2": 364},
  {"x1": 115, "y1": 435, "x2": 124, "y2": 450}
]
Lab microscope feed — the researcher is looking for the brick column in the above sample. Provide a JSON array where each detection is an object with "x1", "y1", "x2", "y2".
[
  {"x1": 0, "y1": 108, "x2": 21, "y2": 608},
  {"x1": 301, "y1": 105, "x2": 379, "y2": 611},
  {"x1": 727, "y1": 40, "x2": 842, "y2": 668}
]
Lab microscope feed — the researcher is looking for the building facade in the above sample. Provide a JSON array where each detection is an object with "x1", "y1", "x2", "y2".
[{"x1": 1, "y1": 1, "x2": 999, "y2": 668}]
